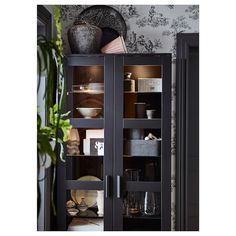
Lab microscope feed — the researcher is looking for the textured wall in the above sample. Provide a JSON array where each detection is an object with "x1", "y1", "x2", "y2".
[{"x1": 60, "y1": 5, "x2": 199, "y2": 230}]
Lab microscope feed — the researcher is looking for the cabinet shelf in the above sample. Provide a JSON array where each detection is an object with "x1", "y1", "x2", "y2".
[
  {"x1": 123, "y1": 155, "x2": 160, "y2": 158},
  {"x1": 124, "y1": 181, "x2": 161, "y2": 192},
  {"x1": 123, "y1": 119, "x2": 161, "y2": 129},
  {"x1": 70, "y1": 118, "x2": 104, "y2": 128},
  {"x1": 123, "y1": 215, "x2": 161, "y2": 220},
  {"x1": 66, "y1": 180, "x2": 103, "y2": 190},
  {"x1": 67, "y1": 91, "x2": 104, "y2": 95},
  {"x1": 67, "y1": 154, "x2": 103, "y2": 158},
  {"x1": 124, "y1": 91, "x2": 161, "y2": 94}
]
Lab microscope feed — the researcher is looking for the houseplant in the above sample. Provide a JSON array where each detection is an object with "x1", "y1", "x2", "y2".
[{"x1": 37, "y1": 5, "x2": 71, "y2": 216}]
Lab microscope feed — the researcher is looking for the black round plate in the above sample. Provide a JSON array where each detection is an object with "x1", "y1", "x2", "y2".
[{"x1": 77, "y1": 5, "x2": 127, "y2": 47}]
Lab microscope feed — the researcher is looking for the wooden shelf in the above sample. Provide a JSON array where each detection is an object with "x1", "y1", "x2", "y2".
[
  {"x1": 70, "y1": 118, "x2": 104, "y2": 128},
  {"x1": 123, "y1": 118, "x2": 161, "y2": 129},
  {"x1": 66, "y1": 180, "x2": 103, "y2": 190}
]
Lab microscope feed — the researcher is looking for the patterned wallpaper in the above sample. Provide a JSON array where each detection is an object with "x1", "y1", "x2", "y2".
[
  {"x1": 61, "y1": 5, "x2": 199, "y2": 57},
  {"x1": 60, "y1": 5, "x2": 199, "y2": 231}
]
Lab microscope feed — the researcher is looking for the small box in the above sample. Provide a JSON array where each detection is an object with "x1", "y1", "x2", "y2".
[
  {"x1": 83, "y1": 138, "x2": 104, "y2": 155},
  {"x1": 124, "y1": 140, "x2": 161, "y2": 156},
  {"x1": 86, "y1": 129, "x2": 104, "y2": 139},
  {"x1": 137, "y1": 78, "x2": 162, "y2": 92}
]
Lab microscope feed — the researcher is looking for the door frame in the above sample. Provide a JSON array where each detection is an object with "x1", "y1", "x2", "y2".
[{"x1": 176, "y1": 33, "x2": 199, "y2": 230}]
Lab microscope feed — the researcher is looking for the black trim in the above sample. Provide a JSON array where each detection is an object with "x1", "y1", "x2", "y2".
[
  {"x1": 37, "y1": 5, "x2": 52, "y2": 40},
  {"x1": 176, "y1": 33, "x2": 199, "y2": 231}
]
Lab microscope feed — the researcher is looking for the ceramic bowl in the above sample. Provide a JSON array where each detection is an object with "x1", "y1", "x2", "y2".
[
  {"x1": 67, "y1": 208, "x2": 79, "y2": 216},
  {"x1": 76, "y1": 107, "x2": 102, "y2": 118}
]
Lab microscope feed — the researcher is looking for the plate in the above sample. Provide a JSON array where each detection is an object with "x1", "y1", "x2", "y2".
[
  {"x1": 71, "y1": 175, "x2": 101, "y2": 208},
  {"x1": 77, "y1": 5, "x2": 127, "y2": 47}
]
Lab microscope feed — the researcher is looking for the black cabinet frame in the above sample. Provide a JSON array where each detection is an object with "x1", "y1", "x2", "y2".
[
  {"x1": 57, "y1": 54, "x2": 172, "y2": 231},
  {"x1": 176, "y1": 33, "x2": 199, "y2": 231}
]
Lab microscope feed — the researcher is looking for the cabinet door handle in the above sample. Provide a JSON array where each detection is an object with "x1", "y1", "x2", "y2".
[
  {"x1": 117, "y1": 175, "x2": 121, "y2": 198},
  {"x1": 105, "y1": 175, "x2": 110, "y2": 198}
]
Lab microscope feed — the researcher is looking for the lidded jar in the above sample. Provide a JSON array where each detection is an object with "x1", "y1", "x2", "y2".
[{"x1": 124, "y1": 72, "x2": 135, "y2": 92}]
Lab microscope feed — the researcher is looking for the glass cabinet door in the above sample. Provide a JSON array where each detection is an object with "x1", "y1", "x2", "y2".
[
  {"x1": 58, "y1": 55, "x2": 114, "y2": 231},
  {"x1": 113, "y1": 55, "x2": 171, "y2": 231}
]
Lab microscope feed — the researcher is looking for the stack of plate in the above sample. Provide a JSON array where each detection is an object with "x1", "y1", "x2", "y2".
[{"x1": 73, "y1": 83, "x2": 104, "y2": 94}]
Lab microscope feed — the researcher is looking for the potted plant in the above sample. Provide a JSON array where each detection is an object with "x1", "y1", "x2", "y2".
[{"x1": 37, "y1": 6, "x2": 71, "y2": 217}]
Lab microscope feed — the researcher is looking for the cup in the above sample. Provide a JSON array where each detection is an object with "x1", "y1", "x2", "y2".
[
  {"x1": 135, "y1": 102, "x2": 146, "y2": 118},
  {"x1": 146, "y1": 109, "x2": 156, "y2": 119}
]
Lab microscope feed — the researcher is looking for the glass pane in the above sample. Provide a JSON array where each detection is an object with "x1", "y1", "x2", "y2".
[
  {"x1": 66, "y1": 190, "x2": 104, "y2": 231},
  {"x1": 123, "y1": 191, "x2": 161, "y2": 231},
  {"x1": 66, "y1": 128, "x2": 104, "y2": 180},
  {"x1": 72, "y1": 66, "x2": 104, "y2": 118},
  {"x1": 123, "y1": 65, "x2": 162, "y2": 118}
]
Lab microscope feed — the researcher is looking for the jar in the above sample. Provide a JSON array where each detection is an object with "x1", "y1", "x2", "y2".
[{"x1": 124, "y1": 72, "x2": 135, "y2": 92}]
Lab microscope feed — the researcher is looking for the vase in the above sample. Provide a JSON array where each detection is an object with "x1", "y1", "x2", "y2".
[{"x1": 67, "y1": 20, "x2": 102, "y2": 54}]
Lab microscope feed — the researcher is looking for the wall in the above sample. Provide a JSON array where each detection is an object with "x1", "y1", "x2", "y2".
[{"x1": 60, "y1": 5, "x2": 199, "y2": 230}]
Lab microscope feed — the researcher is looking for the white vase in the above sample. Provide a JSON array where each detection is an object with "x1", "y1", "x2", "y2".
[{"x1": 96, "y1": 190, "x2": 104, "y2": 216}]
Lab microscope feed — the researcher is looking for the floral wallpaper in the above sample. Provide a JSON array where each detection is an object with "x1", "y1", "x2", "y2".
[{"x1": 60, "y1": 5, "x2": 199, "y2": 231}]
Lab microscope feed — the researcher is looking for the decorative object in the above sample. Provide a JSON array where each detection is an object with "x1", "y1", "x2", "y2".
[
  {"x1": 137, "y1": 78, "x2": 162, "y2": 92},
  {"x1": 78, "y1": 198, "x2": 88, "y2": 212},
  {"x1": 96, "y1": 190, "x2": 104, "y2": 216},
  {"x1": 67, "y1": 20, "x2": 102, "y2": 53},
  {"x1": 67, "y1": 128, "x2": 80, "y2": 155},
  {"x1": 71, "y1": 176, "x2": 101, "y2": 207},
  {"x1": 134, "y1": 102, "x2": 146, "y2": 118},
  {"x1": 146, "y1": 109, "x2": 156, "y2": 119},
  {"x1": 101, "y1": 36, "x2": 127, "y2": 53},
  {"x1": 124, "y1": 72, "x2": 135, "y2": 92},
  {"x1": 124, "y1": 169, "x2": 141, "y2": 217},
  {"x1": 144, "y1": 192, "x2": 156, "y2": 216},
  {"x1": 67, "y1": 208, "x2": 79, "y2": 216},
  {"x1": 66, "y1": 200, "x2": 76, "y2": 208},
  {"x1": 76, "y1": 107, "x2": 102, "y2": 118},
  {"x1": 124, "y1": 140, "x2": 161, "y2": 156},
  {"x1": 83, "y1": 138, "x2": 104, "y2": 155},
  {"x1": 77, "y1": 5, "x2": 127, "y2": 47}
]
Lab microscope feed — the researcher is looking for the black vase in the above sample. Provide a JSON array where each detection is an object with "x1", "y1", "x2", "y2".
[{"x1": 67, "y1": 21, "x2": 102, "y2": 54}]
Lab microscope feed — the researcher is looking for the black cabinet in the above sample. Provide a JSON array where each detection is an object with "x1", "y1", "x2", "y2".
[{"x1": 57, "y1": 54, "x2": 171, "y2": 231}]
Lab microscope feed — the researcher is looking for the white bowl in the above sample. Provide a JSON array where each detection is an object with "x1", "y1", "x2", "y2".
[
  {"x1": 67, "y1": 208, "x2": 79, "y2": 216},
  {"x1": 76, "y1": 107, "x2": 102, "y2": 118}
]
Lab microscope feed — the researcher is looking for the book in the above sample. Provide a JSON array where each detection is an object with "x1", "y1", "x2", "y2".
[{"x1": 101, "y1": 36, "x2": 127, "y2": 53}]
